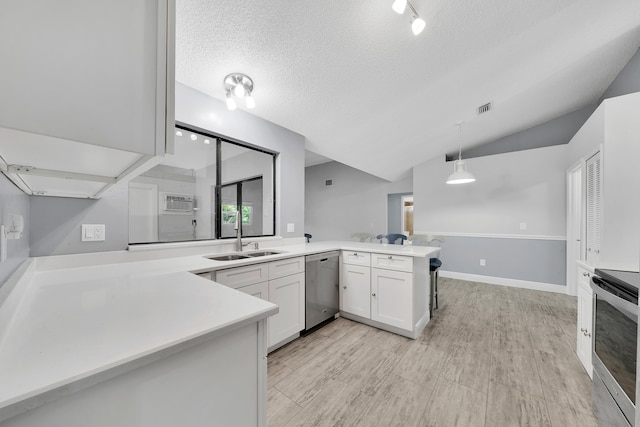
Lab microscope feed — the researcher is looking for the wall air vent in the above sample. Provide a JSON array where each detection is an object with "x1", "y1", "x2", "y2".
[
  {"x1": 325, "y1": 180, "x2": 333, "y2": 186},
  {"x1": 477, "y1": 102, "x2": 492, "y2": 115}
]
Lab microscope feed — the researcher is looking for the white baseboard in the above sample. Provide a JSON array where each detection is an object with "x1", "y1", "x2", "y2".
[{"x1": 439, "y1": 270, "x2": 568, "y2": 295}]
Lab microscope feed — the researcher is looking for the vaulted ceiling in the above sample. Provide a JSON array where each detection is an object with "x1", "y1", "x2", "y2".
[{"x1": 175, "y1": 0, "x2": 640, "y2": 181}]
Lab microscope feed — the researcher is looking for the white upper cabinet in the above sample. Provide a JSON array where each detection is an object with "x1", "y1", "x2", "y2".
[
  {"x1": 0, "y1": 0, "x2": 175, "y2": 198},
  {"x1": 585, "y1": 151, "x2": 602, "y2": 266}
]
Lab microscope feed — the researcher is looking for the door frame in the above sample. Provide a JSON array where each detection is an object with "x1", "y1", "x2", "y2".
[{"x1": 566, "y1": 159, "x2": 585, "y2": 296}]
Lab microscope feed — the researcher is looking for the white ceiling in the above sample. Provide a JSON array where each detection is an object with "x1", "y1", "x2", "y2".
[{"x1": 175, "y1": 0, "x2": 640, "y2": 181}]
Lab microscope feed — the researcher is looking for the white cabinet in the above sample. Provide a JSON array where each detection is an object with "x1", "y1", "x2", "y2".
[
  {"x1": 0, "y1": 0, "x2": 175, "y2": 199},
  {"x1": 340, "y1": 250, "x2": 429, "y2": 338},
  {"x1": 268, "y1": 273, "x2": 305, "y2": 347},
  {"x1": 585, "y1": 152, "x2": 602, "y2": 266},
  {"x1": 576, "y1": 262, "x2": 593, "y2": 378},
  {"x1": 341, "y1": 264, "x2": 372, "y2": 318},
  {"x1": 371, "y1": 268, "x2": 413, "y2": 331},
  {"x1": 214, "y1": 257, "x2": 305, "y2": 351}
]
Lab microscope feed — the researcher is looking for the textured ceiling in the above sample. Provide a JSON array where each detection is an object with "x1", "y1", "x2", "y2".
[{"x1": 176, "y1": 0, "x2": 640, "y2": 181}]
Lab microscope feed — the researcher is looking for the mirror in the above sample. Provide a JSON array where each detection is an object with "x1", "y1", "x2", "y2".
[{"x1": 128, "y1": 125, "x2": 275, "y2": 244}]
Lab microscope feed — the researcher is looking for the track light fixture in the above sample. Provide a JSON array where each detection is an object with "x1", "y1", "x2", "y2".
[
  {"x1": 224, "y1": 73, "x2": 255, "y2": 110},
  {"x1": 392, "y1": 0, "x2": 425, "y2": 35}
]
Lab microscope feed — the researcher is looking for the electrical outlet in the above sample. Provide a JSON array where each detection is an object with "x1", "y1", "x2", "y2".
[
  {"x1": 520, "y1": 222, "x2": 527, "y2": 230},
  {"x1": 480, "y1": 259, "x2": 486, "y2": 266},
  {"x1": 82, "y1": 224, "x2": 106, "y2": 242}
]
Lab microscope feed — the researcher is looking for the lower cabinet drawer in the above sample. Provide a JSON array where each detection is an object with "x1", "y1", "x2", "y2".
[
  {"x1": 269, "y1": 256, "x2": 305, "y2": 280},
  {"x1": 342, "y1": 251, "x2": 371, "y2": 267},
  {"x1": 215, "y1": 263, "x2": 269, "y2": 289},
  {"x1": 371, "y1": 253, "x2": 413, "y2": 272}
]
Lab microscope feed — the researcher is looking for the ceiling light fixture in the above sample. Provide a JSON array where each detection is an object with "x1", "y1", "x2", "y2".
[
  {"x1": 392, "y1": 0, "x2": 407, "y2": 14},
  {"x1": 446, "y1": 122, "x2": 476, "y2": 185},
  {"x1": 392, "y1": 0, "x2": 426, "y2": 35},
  {"x1": 224, "y1": 73, "x2": 255, "y2": 110}
]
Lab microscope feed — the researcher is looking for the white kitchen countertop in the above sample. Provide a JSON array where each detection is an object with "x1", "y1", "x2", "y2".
[{"x1": 0, "y1": 240, "x2": 440, "y2": 421}]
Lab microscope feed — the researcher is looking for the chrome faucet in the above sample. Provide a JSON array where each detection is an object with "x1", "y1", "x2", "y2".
[{"x1": 234, "y1": 213, "x2": 242, "y2": 252}]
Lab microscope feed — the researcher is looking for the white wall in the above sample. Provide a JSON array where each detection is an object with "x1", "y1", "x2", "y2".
[
  {"x1": 176, "y1": 83, "x2": 305, "y2": 238},
  {"x1": 413, "y1": 144, "x2": 568, "y2": 237},
  {"x1": 305, "y1": 161, "x2": 412, "y2": 241},
  {"x1": 599, "y1": 92, "x2": 640, "y2": 270}
]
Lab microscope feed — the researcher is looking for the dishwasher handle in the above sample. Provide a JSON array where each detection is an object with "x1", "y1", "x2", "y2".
[{"x1": 305, "y1": 251, "x2": 340, "y2": 263}]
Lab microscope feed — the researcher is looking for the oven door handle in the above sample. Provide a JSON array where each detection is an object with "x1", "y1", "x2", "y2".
[{"x1": 591, "y1": 278, "x2": 639, "y2": 321}]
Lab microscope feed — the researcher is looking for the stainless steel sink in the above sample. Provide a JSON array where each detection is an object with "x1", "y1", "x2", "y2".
[
  {"x1": 245, "y1": 251, "x2": 284, "y2": 257},
  {"x1": 206, "y1": 254, "x2": 250, "y2": 261}
]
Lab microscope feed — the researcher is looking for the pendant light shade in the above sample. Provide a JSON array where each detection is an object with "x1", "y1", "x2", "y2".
[
  {"x1": 446, "y1": 121, "x2": 476, "y2": 184},
  {"x1": 446, "y1": 160, "x2": 476, "y2": 184}
]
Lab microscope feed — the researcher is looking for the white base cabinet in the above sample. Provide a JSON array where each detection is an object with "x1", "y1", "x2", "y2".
[
  {"x1": 340, "y1": 251, "x2": 430, "y2": 339},
  {"x1": 576, "y1": 262, "x2": 594, "y2": 378},
  {"x1": 268, "y1": 273, "x2": 305, "y2": 347},
  {"x1": 214, "y1": 257, "x2": 305, "y2": 351},
  {"x1": 342, "y1": 264, "x2": 371, "y2": 318},
  {"x1": 371, "y1": 268, "x2": 413, "y2": 331}
]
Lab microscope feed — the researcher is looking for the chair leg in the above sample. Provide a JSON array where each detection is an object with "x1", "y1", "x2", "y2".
[{"x1": 434, "y1": 270, "x2": 439, "y2": 310}]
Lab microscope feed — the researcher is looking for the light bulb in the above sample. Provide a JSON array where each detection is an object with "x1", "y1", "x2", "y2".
[
  {"x1": 175, "y1": 130, "x2": 182, "y2": 136},
  {"x1": 234, "y1": 83, "x2": 246, "y2": 98},
  {"x1": 226, "y1": 92, "x2": 237, "y2": 110},
  {"x1": 204, "y1": 139, "x2": 211, "y2": 144},
  {"x1": 392, "y1": 0, "x2": 407, "y2": 14},
  {"x1": 245, "y1": 95, "x2": 256, "y2": 109},
  {"x1": 412, "y1": 17, "x2": 426, "y2": 35},
  {"x1": 190, "y1": 134, "x2": 197, "y2": 141}
]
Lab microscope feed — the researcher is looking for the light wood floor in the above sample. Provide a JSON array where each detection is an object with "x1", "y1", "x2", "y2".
[{"x1": 266, "y1": 278, "x2": 598, "y2": 427}]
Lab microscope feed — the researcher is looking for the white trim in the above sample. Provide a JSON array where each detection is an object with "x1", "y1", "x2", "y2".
[
  {"x1": 439, "y1": 270, "x2": 568, "y2": 295},
  {"x1": 412, "y1": 231, "x2": 566, "y2": 241}
]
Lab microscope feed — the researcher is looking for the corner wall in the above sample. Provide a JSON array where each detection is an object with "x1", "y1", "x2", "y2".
[
  {"x1": 0, "y1": 173, "x2": 30, "y2": 286},
  {"x1": 413, "y1": 144, "x2": 568, "y2": 287}
]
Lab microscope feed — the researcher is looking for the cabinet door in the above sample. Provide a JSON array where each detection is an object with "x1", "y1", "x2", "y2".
[
  {"x1": 576, "y1": 282, "x2": 593, "y2": 378},
  {"x1": 0, "y1": 0, "x2": 174, "y2": 156},
  {"x1": 341, "y1": 264, "x2": 371, "y2": 318},
  {"x1": 585, "y1": 152, "x2": 602, "y2": 265},
  {"x1": 268, "y1": 272, "x2": 305, "y2": 347},
  {"x1": 371, "y1": 268, "x2": 413, "y2": 331}
]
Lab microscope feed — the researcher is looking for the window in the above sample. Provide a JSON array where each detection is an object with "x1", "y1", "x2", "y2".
[{"x1": 128, "y1": 123, "x2": 276, "y2": 244}]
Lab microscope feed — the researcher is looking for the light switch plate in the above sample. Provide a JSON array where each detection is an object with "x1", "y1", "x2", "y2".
[
  {"x1": 287, "y1": 223, "x2": 295, "y2": 233},
  {"x1": 82, "y1": 224, "x2": 106, "y2": 242},
  {"x1": 0, "y1": 225, "x2": 6, "y2": 262}
]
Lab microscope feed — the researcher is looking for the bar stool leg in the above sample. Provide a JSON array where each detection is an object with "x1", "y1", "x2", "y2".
[{"x1": 434, "y1": 269, "x2": 439, "y2": 309}]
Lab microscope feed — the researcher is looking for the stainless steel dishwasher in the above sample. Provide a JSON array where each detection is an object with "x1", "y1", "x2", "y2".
[{"x1": 304, "y1": 251, "x2": 340, "y2": 332}]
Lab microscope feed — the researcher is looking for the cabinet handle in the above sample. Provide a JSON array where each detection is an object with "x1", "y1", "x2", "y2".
[
  {"x1": 594, "y1": 250, "x2": 600, "y2": 254},
  {"x1": 585, "y1": 331, "x2": 591, "y2": 337},
  {"x1": 372, "y1": 292, "x2": 376, "y2": 297},
  {"x1": 354, "y1": 252, "x2": 358, "y2": 256},
  {"x1": 343, "y1": 286, "x2": 347, "y2": 289},
  {"x1": 388, "y1": 256, "x2": 392, "y2": 260},
  {"x1": 581, "y1": 328, "x2": 586, "y2": 332},
  {"x1": 582, "y1": 272, "x2": 590, "y2": 277}
]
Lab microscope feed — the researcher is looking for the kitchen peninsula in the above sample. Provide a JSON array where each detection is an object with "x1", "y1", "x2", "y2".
[{"x1": 0, "y1": 240, "x2": 439, "y2": 426}]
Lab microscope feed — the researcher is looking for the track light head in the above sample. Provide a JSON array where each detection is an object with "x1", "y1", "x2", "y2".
[{"x1": 392, "y1": 0, "x2": 407, "y2": 14}]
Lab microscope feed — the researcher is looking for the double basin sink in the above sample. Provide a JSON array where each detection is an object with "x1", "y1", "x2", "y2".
[{"x1": 207, "y1": 251, "x2": 284, "y2": 262}]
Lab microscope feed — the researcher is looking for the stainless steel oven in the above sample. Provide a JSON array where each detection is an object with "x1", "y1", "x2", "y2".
[{"x1": 591, "y1": 268, "x2": 639, "y2": 427}]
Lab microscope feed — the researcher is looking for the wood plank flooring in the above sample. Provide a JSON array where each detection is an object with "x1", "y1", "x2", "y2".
[{"x1": 267, "y1": 278, "x2": 597, "y2": 427}]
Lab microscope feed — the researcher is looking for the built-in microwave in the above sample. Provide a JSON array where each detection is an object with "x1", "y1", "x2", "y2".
[{"x1": 591, "y1": 268, "x2": 640, "y2": 427}]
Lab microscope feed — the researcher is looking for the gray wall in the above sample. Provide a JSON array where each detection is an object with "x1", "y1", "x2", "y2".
[
  {"x1": 437, "y1": 236, "x2": 566, "y2": 285},
  {"x1": 602, "y1": 48, "x2": 640, "y2": 99},
  {"x1": 0, "y1": 173, "x2": 30, "y2": 287},
  {"x1": 28, "y1": 82, "x2": 306, "y2": 257},
  {"x1": 30, "y1": 186, "x2": 129, "y2": 257},
  {"x1": 305, "y1": 161, "x2": 412, "y2": 241},
  {"x1": 413, "y1": 144, "x2": 568, "y2": 286}
]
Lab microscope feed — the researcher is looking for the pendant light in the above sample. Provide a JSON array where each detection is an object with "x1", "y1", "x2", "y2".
[{"x1": 446, "y1": 122, "x2": 476, "y2": 185}]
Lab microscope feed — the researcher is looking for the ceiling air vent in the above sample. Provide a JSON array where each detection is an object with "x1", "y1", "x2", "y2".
[{"x1": 477, "y1": 102, "x2": 492, "y2": 115}]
